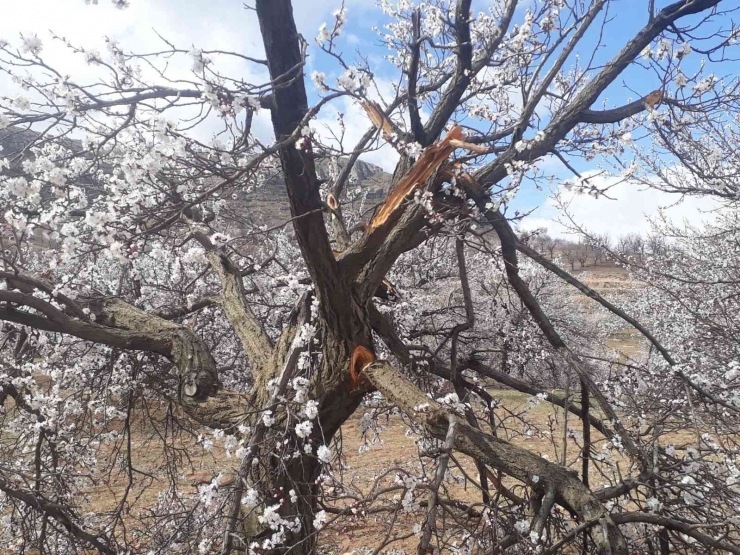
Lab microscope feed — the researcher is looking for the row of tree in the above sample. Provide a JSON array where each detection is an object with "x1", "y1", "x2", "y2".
[{"x1": 528, "y1": 231, "x2": 671, "y2": 269}]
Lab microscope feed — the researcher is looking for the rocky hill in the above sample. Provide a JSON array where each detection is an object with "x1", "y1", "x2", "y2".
[
  {"x1": 242, "y1": 157, "x2": 391, "y2": 227},
  {"x1": 0, "y1": 127, "x2": 393, "y2": 229}
]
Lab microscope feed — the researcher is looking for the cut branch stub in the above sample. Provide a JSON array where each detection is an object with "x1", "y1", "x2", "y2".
[
  {"x1": 349, "y1": 345, "x2": 376, "y2": 388},
  {"x1": 644, "y1": 89, "x2": 663, "y2": 109},
  {"x1": 87, "y1": 298, "x2": 220, "y2": 401}
]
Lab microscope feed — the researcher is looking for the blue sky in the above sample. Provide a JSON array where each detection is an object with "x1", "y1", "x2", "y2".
[
  {"x1": 299, "y1": 0, "x2": 732, "y2": 235},
  {"x1": 1, "y1": 0, "x2": 733, "y2": 237}
]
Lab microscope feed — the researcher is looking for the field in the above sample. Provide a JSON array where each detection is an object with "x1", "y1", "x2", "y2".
[
  {"x1": 7, "y1": 262, "x2": 658, "y2": 554},
  {"x1": 77, "y1": 389, "x2": 631, "y2": 555},
  {"x1": 322, "y1": 393, "x2": 604, "y2": 554}
]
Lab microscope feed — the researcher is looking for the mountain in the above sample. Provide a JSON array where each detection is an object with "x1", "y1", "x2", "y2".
[
  {"x1": 0, "y1": 127, "x2": 393, "y2": 229},
  {"x1": 243, "y1": 157, "x2": 391, "y2": 227}
]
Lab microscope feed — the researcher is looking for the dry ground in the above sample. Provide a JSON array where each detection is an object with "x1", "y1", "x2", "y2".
[
  {"x1": 3, "y1": 387, "x2": 643, "y2": 554},
  {"x1": 7, "y1": 261, "x2": 669, "y2": 554}
]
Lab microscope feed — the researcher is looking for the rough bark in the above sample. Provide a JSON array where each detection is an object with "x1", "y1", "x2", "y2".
[{"x1": 364, "y1": 361, "x2": 628, "y2": 555}]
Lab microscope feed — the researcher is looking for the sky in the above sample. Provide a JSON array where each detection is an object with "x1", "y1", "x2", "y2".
[
  {"x1": 519, "y1": 175, "x2": 722, "y2": 239},
  {"x1": 0, "y1": 0, "x2": 731, "y2": 239}
]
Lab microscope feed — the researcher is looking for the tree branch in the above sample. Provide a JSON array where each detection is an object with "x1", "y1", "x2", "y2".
[
  {"x1": 475, "y1": 0, "x2": 721, "y2": 188},
  {"x1": 190, "y1": 228, "x2": 274, "y2": 373},
  {"x1": 10, "y1": 87, "x2": 273, "y2": 127},
  {"x1": 417, "y1": 419, "x2": 457, "y2": 552},
  {"x1": 421, "y1": 0, "x2": 472, "y2": 145},
  {"x1": 517, "y1": 241, "x2": 740, "y2": 413},
  {"x1": 612, "y1": 513, "x2": 740, "y2": 554},
  {"x1": 364, "y1": 360, "x2": 628, "y2": 555},
  {"x1": 407, "y1": 9, "x2": 426, "y2": 145},
  {"x1": 0, "y1": 477, "x2": 116, "y2": 554},
  {"x1": 256, "y1": 0, "x2": 357, "y2": 336},
  {"x1": 465, "y1": 359, "x2": 610, "y2": 438},
  {"x1": 459, "y1": 175, "x2": 647, "y2": 467}
]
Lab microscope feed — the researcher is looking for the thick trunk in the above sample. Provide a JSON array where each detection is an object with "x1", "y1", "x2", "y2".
[
  {"x1": 232, "y1": 330, "x2": 366, "y2": 554},
  {"x1": 245, "y1": 453, "x2": 322, "y2": 555}
]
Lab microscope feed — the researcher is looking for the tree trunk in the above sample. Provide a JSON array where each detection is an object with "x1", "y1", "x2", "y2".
[{"x1": 232, "y1": 325, "x2": 367, "y2": 554}]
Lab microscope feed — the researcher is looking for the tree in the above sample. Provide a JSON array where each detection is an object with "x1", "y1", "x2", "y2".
[
  {"x1": 646, "y1": 232, "x2": 669, "y2": 257},
  {"x1": 562, "y1": 240, "x2": 580, "y2": 270},
  {"x1": 575, "y1": 240, "x2": 590, "y2": 269},
  {"x1": 592, "y1": 233, "x2": 612, "y2": 265},
  {"x1": 571, "y1": 193, "x2": 740, "y2": 555},
  {"x1": 0, "y1": 1, "x2": 738, "y2": 554},
  {"x1": 617, "y1": 233, "x2": 646, "y2": 262},
  {"x1": 534, "y1": 231, "x2": 560, "y2": 260}
]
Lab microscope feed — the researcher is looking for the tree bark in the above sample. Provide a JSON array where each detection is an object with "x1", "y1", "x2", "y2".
[{"x1": 364, "y1": 360, "x2": 628, "y2": 555}]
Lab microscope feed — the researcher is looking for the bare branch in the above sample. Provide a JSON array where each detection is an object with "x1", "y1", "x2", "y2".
[{"x1": 364, "y1": 360, "x2": 628, "y2": 555}]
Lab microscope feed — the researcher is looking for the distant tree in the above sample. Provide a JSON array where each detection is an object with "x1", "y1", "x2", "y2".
[
  {"x1": 562, "y1": 241, "x2": 579, "y2": 270},
  {"x1": 630, "y1": 233, "x2": 646, "y2": 262},
  {"x1": 584, "y1": 232, "x2": 612, "y2": 265},
  {"x1": 576, "y1": 240, "x2": 590, "y2": 268},
  {"x1": 539, "y1": 233, "x2": 560, "y2": 260},
  {"x1": 647, "y1": 232, "x2": 669, "y2": 257},
  {"x1": 616, "y1": 234, "x2": 631, "y2": 257},
  {"x1": 595, "y1": 232, "x2": 612, "y2": 264}
]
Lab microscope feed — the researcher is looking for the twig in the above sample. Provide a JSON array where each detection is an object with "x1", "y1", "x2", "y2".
[{"x1": 418, "y1": 419, "x2": 457, "y2": 553}]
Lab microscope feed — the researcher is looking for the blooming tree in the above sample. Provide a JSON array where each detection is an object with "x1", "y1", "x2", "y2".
[{"x1": 0, "y1": 0, "x2": 739, "y2": 554}]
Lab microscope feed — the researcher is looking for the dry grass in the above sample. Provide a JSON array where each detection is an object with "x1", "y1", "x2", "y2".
[
  {"x1": 319, "y1": 392, "x2": 633, "y2": 554},
  {"x1": 3, "y1": 381, "x2": 710, "y2": 555},
  {"x1": 7, "y1": 264, "x2": 696, "y2": 554}
]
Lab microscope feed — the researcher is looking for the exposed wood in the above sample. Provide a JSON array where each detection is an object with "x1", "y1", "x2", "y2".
[
  {"x1": 362, "y1": 101, "x2": 398, "y2": 142},
  {"x1": 370, "y1": 125, "x2": 464, "y2": 230},
  {"x1": 349, "y1": 345, "x2": 376, "y2": 388}
]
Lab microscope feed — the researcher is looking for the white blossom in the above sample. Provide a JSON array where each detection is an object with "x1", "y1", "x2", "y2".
[
  {"x1": 317, "y1": 444, "x2": 332, "y2": 464},
  {"x1": 675, "y1": 71, "x2": 688, "y2": 88},
  {"x1": 242, "y1": 488, "x2": 261, "y2": 508},
  {"x1": 514, "y1": 519, "x2": 530, "y2": 534},
  {"x1": 21, "y1": 34, "x2": 43, "y2": 56},
  {"x1": 295, "y1": 420, "x2": 313, "y2": 439},
  {"x1": 210, "y1": 232, "x2": 231, "y2": 247},
  {"x1": 337, "y1": 67, "x2": 370, "y2": 93},
  {"x1": 312, "y1": 509, "x2": 328, "y2": 530},
  {"x1": 303, "y1": 399, "x2": 319, "y2": 420},
  {"x1": 13, "y1": 96, "x2": 31, "y2": 111},
  {"x1": 317, "y1": 23, "x2": 332, "y2": 43}
]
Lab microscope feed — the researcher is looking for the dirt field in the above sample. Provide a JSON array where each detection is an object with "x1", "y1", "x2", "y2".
[
  {"x1": 320, "y1": 390, "x2": 630, "y2": 554},
  {"x1": 8, "y1": 261, "x2": 658, "y2": 554},
  {"x1": 74, "y1": 387, "x2": 641, "y2": 554},
  {"x1": 24, "y1": 387, "x2": 628, "y2": 554}
]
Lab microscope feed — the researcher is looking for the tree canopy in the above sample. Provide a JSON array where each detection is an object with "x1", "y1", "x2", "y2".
[{"x1": 1, "y1": 1, "x2": 740, "y2": 553}]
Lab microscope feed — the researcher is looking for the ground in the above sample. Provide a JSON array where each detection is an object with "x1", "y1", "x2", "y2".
[{"x1": 5, "y1": 261, "x2": 664, "y2": 554}]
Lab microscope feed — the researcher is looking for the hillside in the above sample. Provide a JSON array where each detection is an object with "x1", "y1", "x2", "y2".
[{"x1": 0, "y1": 127, "x2": 393, "y2": 229}]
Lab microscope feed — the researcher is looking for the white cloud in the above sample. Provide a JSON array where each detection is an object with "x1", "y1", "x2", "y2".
[
  {"x1": 0, "y1": 0, "x2": 375, "y2": 52},
  {"x1": 520, "y1": 173, "x2": 720, "y2": 239},
  {"x1": 0, "y1": 0, "x2": 378, "y2": 99},
  {"x1": 0, "y1": 0, "x2": 379, "y2": 147}
]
